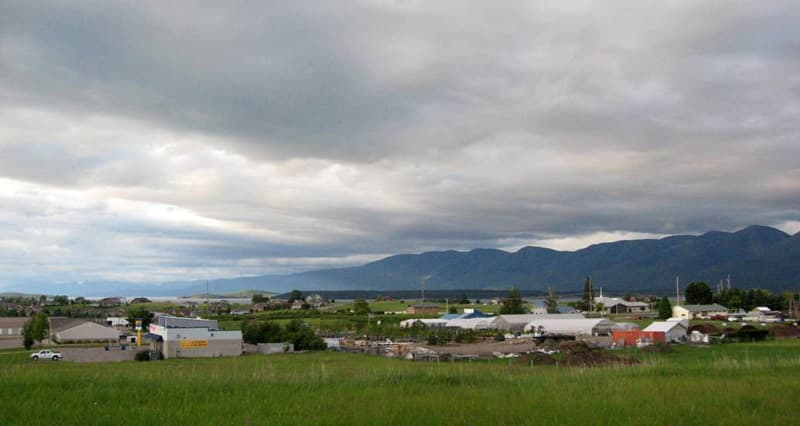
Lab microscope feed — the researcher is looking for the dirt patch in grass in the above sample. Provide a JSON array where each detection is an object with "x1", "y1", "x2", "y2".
[
  {"x1": 515, "y1": 351, "x2": 556, "y2": 366},
  {"x1": 557, "y1": 341, "x2": 638, "y2": 367}
]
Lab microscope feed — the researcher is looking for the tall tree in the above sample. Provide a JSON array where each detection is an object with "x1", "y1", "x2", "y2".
[
  {"x1": 576, "y1": 276, "x2": 594, "y2": 312},
  {"x1": 353, "y1": 299, "x2": 371, "y2": 315},
  {"x1": 22, "y1": 313, "x2": 49, "y2": 349},
  {"x1": 126, "y1": 307, "x2": 153, "y2": 329},
  {"x1": 657, "y1": 297, "x2": 673, "y2": 320},
  {"x1": 685, "y1": 282, "x2": 713, "y2": 305},
  {"x1": 288, "y1": 290, "x2": 303, "y2": 303},
  {"x1": 500, "y1": 288, "x2": 525, "y2": 314},
  {"x1": 545, "y1": 286, "x2": 559, "y2": 314}
]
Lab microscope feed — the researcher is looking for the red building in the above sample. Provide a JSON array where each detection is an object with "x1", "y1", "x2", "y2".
[{"x1": 611, "y1": 330, "x2": 665, "y2": 347}]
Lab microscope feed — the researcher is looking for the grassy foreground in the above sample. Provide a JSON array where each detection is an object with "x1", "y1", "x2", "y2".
[{"x1": 1, "y1": 340, "x2": 799, "y2": 425}]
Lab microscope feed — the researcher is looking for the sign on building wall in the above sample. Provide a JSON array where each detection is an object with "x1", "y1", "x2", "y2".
[{"x1": 179, "y1": 339, "x2": 209, "y2": 349}]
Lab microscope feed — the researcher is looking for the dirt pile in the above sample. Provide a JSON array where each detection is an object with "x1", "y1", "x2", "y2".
[
  {"x1": 689, "y1": 323, "x2": 720, "y2": 335},
  {"x1": 557, "y1": 341, "x2": 638, "y2": 367},
  {"x1": 641, "y1": 343, "x2": 673, "y2": 353},
  {"x1": 770, "y1": 325, "x2": 800, "y2": 339}
]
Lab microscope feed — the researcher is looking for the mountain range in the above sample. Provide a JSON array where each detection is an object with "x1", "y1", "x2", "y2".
[{"x1": 8, "y1": 225, "x2": 800, "y2": 297}]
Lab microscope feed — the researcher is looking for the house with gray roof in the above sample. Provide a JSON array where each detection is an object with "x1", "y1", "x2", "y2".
[{"x1": 672, "y1": 304, "x2": 729, "y2": 320}]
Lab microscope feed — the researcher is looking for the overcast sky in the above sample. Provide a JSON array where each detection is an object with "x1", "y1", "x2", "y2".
[{"x1": 1, "y1": 1, "x2": 799, "y2": 288}]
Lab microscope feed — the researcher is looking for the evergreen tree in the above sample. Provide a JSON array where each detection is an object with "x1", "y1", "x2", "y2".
[
  {"x1": 500, "y1": 288, "x2": 525, "y2": 314},
  {"x1": 576, "y1": 276, "x2": 594, "y2": 312},
  {"x1": 544, "y1": 286, "x2": 559, "y2": 314},
  {"x1": 657, "y1": 297, "x2": 673, "y2": 320}
]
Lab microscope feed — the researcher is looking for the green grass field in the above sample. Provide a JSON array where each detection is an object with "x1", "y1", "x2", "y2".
[{"x1": 1, "y1": 339, "x2": 799, "y2": 425}]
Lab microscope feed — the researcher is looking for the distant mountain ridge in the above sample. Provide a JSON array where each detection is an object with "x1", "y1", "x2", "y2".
[{"x1": 8, "y1": 225, "x2": 800, "y2": 296}]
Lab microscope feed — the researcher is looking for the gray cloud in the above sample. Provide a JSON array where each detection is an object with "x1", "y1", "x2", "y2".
[{"x1": 0, "y1": 1, "x2": 799, "y2": 289}]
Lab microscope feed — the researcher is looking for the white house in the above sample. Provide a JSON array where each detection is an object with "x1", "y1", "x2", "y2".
[
  {"x1": 672, "y1": 304, "x2": 729, "y2": 320},
  {"x1": 744, "y1": 307, "x2": 782, "y2": 323},
  {"x1": 594, "y1": 296, "x2": 650, "y2": 314},
  {"x1": 643, "y1": 319, "x2": 688, "y2": 342}
]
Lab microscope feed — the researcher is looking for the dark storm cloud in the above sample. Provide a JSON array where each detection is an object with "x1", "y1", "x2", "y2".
[{"x1": 1, "y1": 1, "x2": 799, "y2": 287}]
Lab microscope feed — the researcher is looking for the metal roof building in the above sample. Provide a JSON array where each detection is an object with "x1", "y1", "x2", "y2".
[
  {"x1": 643, "y1": 319, "x2": 688, "y2": 342},
  {"x1": 492, "y1": 313, "x2": 585, "y2": 331},
  {"x1": 523, "y1": 318, "x2": 617, "y2": 336}
]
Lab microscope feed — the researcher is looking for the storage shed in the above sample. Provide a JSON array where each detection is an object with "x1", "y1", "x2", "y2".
[{"x1": 643, "y1": 319, "x2": 688, "y2": 342}]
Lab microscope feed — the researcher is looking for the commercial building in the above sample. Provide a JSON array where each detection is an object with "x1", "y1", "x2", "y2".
[{"x1": 148, "y1": 315, "x2": 242, "y2": 359}]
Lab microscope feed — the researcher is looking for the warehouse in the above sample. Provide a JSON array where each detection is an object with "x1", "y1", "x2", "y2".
[
  {"x1": 0, "y1": 317, "x2": 25, "y2": 337},
  {"x1": 523, "y1": 318, "x2": 617, "y2": 336},
  {"x1": 492, "y1": 313, "x2": 585, "y2": 332},
  {"x1": 49, "y1": 317, "x2": 121, "y2": 343},
  {"x1": 148, "y1": 315, "x2": 242, "y2": 359}
]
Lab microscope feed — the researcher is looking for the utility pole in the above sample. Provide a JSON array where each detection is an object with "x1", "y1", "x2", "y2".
[
  {"x1": 726, "y1": 274, "x2": 731, "y2": 290},
  {"x1": 675, "y1": 276, "x2": 680, "y2": 306},
  {"x1": 420, "y1": 278, "x2": 425, "y2": 303}
]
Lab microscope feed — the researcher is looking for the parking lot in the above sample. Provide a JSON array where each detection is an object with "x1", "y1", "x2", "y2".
[
  {"x1": 56, "y1": 346, "x2": 140, "y2": 363},
  {"x1": 0, "y1": 337, "x2": 22, "y2": 350}
]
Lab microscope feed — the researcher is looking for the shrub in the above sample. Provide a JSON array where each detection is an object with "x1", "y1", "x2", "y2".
[
  {"x1": 494, "y1": 333, "x2": 505, "y2": 342},
  {"x1": 134, "y1": 350, "x2": 151, "y2": 362}
]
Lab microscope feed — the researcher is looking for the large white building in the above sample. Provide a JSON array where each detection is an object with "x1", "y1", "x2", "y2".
[
  {"x1": 148, "y1": 316, "x2": 242, "y2": 359},
  {"x1": 492, "y1": 313, "x2": 585, "y2": 332},
  {"x1": 523, "y1": 318, "x2": 617, "y2": 336}
]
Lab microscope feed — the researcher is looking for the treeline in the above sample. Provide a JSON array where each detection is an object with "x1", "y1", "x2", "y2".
[
  {"x1": 241, "y1": 319, "x2": 326, "y2": 350},
  {"x1": 713, "y1": 288, "x2": 793, "y2": 311},
  {"x1": 680, "y1": 282, "x2": 796, "y2": 311}
]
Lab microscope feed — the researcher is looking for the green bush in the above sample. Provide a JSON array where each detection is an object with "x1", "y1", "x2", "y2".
[{"x1": 134, "y1": 350, "x2": 151, "y2": 362}]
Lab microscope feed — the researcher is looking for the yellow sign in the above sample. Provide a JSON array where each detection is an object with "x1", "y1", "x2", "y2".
[{"x1": 179, "y1": 339, "x2": 209, "y2": 349}]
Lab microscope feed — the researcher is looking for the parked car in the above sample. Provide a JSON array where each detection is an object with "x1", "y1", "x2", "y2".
[{"x1": 30, "y1": 349, "x2": 63, "y2": 361}]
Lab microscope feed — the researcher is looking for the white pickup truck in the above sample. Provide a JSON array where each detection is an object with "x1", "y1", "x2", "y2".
[{"x1": 30, "y1": 349, "x2": 64, "y2": 361}]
